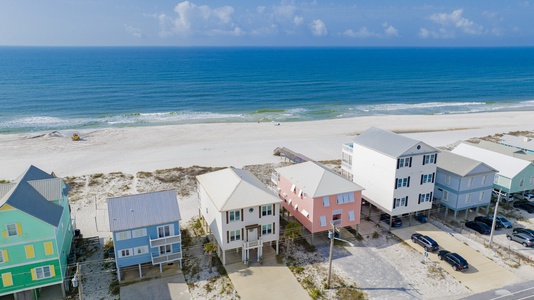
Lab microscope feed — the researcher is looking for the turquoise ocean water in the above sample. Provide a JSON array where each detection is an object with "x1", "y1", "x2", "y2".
[{"x1": 1, "y1": 47, "x2": 534, "y2": 134}]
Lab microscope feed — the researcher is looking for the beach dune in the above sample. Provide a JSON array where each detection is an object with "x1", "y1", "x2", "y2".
[{"x1": 0, "y1": 111, "x2": 532, "y2": 179}]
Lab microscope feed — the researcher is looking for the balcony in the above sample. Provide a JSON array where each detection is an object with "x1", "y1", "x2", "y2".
[
  {"x1": 151, "y1": 251, "x2": 182, "y2": 265},
  {"x1": 342, "y1": 144, "x2": 353, "y2": 154},
  {"x1": 271, "y1": 172, "x2": 279, "y2": 185},
  {"x1": 150, "y1": 234, "x2": 181, "y2": 248},
  {"x1": 341, "y1": 160, "x2": 352, "y2": 170},
  {"x1": 331, "y1": 219, "x2": 342, "y2": 227},
  {"x1": 243, "y1": 239, "x2": 262, "y2": 250}
]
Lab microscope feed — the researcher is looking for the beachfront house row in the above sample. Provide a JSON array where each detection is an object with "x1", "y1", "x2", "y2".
[
  {"x1": 196, "y1": 167, "x2": 281, "y2": 265},
  {"x1": 0, "y1": 166, "x2": 74, "y2": 299},
  {"x1": 341, "y1": 127, "x2": 440, "y2": 225},
  {"x1": 108, "y1": 190, "x2": 182, "y2": 282},
  {"x1": 434, "y1": 151, "x2": 498, "y2": 220},
  {"x1": 452, "y1": 142, "x2": 534, "y2": 196},
  {"x1": 500, "y1": 135, "x2": 534, "y2": 154},
  {"x1": 274, "y1": 161, "x2": 364, "y2": 244}
]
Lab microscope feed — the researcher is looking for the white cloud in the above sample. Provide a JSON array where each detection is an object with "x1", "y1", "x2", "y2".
[
  {"x1": 383, "y1": 22, "x2": 399, "y2": 37},
  {"x1": 343, "y1": 27, "x2": 375, "y2": 38},
  {"x1": 418, "y1": 27, "x2": 455, "y2": 39},
  {"x1": 293, "y1": 16, "x2": 303, "y2": 26},
  {"x1": 124, "y1": 25, "x2": 142, "y2": 38},
  {"x1": 159, "y1": 1, "x2": 240, "y2": 37},
  {"x1": 342, "y1": 23, "x2": 399, "y2": 39},
  {"x1": 310, "y1": 19, "x2": 327, "y2": 36},
  {"x1": 273, "y1": 5, "x2": 296, "y2": 19},
  {"x1": 428, "y1": 9, "x2": 483, "y2": 35},
  {"x1": 257, "y1": 6, "x2": 266, "y2": 14}
]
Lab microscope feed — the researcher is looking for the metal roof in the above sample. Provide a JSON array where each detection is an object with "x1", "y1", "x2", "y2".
[
  {"x1": 107, "y1": 190, "x2": 181, "y2": 232},
  {"x1": 196, "y1": 167, "x2": 281, "y2": 212},
  {"x1": 437, "y1": 150, "x2": 497, "y2": 177},
  {"x1": 352, "y1": 127, "x2": 438, "y2": 158},
  {"x1": 0, "y1": 165, "x2": 65, "y2": 227},
  {"x1": 452, "y1": 143, "x2": 533, "y2": 178},
  {"x1": 469, "y1": 140, "x2": 534, "y2": 162},
  {"x1": 500, "y1": 135, "x2": 534, "y2": 152},
  {"x1": 276, "y1": 161, "x2": 364, "y2": 198}
]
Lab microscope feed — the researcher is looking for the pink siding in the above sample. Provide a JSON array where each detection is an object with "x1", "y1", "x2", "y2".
[{"x1": 277, "y1": 175, "x2": 362, "y2": 234}]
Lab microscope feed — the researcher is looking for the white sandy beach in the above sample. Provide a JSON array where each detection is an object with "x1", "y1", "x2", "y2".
[{"x1": 1, "y1": 111, "x2": 533, "y2": 179}]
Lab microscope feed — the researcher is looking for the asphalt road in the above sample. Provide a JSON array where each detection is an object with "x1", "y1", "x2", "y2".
[{"x1": 462, "y1": 280, "x2": 534, "y2": 300}]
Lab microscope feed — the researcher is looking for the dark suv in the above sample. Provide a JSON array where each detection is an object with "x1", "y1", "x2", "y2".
[
  {"x1": 380, "y1": 213, "x2": 402, "y2": 227},
  {"x1": 438, "y1": 250, "x2": 469, "y2": 271},
  {"x1": 465, "y1": 221, "x2": 491, "y2": 235},
  {"x1": 411, "y1": 233, "x2": 439, "y2": 252},
  {"x1": 474, "y1": 216, "x2": 503, "y2": 229},
  {"x1": 513, "y1": 200, "x2": 534, "y2": 213}
]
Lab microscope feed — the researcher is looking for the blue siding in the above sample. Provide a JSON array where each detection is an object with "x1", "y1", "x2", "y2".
[{"x1": 435, "y1": 170, "x2": 493, "y2": 211}]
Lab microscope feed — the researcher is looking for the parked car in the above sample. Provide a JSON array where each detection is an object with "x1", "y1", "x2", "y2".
[
  {"x1": 380, "y1": 213, "x2": 402, "y2": 227},
  {"x1": 415, "y1": 213, "x2": 427, "y2": 223},
  {"x1": 513, "y1": 200, "x2": 534, "y2": 213},
  {"x1": 524, "y1": 193, "x2": 534, "y2": 202},
  {"x1": 512, "y1": 228, "x2": 534, "y2": 238},
  {"x1": 506, "y1": 232, "x2": 534, "y2": 247},
  {"x1": 411, "y1": 233, "x2": 439, "y2": 252},
  {"x1": 438, "y1": 250, "x2": 469, "y2": 271},
  {"x1": 465, "y1": 221, "x2": 491, "y2": 235},
  {"x1": 474, "y1": 216, "x2": 503, "y2": 229},
  {"x1": 488, "y1": 214, "x2": 512, "y2": 228}
]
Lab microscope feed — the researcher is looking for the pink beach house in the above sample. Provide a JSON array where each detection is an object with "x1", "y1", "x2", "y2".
[{"x1": 274, "y1": 161, "x2": 364, "y2": 243}]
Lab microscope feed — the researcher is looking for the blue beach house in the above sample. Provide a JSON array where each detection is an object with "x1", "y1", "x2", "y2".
[
  {"x1": 434, "y1": 151, "x2": 498, "y2": 220},
  {"x1": 107, "y1": 190, "x2": 182, "y2": 282}
]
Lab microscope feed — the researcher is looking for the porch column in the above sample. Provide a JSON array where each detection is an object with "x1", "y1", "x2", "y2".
[
  {"x1": 355, "y1": 224, "x2": 359, "y2": 236},
  {"x1": 117, "y1": 268, "x2": 122, "y2": 282},
  {"x1": 453, "y1": 210, "x2": 457, "y2": 221},
  {"x1": 311, "y1": 232, "x2": 314, "y2": 245},
  {"x1": 445, "y1": 206, "x2": 448, "y2": 218},
  {"x1": 368, "y1": 203, "x2": 373, "y2": 218},
  {"x1": 409, "y1": 213, "x2": 412, "y2": 226},
  {"x1": 476, "y1": 206, "x2": 479, "y2": 215},
  {"x1": 223, "y1": 250, "x2": 226, "y2": 265},
  {"x1": 139, "y1": 264, "x2": 143, "y2": 278},
  {"x1": 465, "y1": 209, "x2": 468, "y2": 220},
  {"x1": 276, "y1": 240, "x2": 279, "y2": 255},
  {"x1": 486, "y1": 204, "x2": 490, "y2": 214},
  {"x1": 160, "y1": 263, "x2": 163, "y2": 273}
]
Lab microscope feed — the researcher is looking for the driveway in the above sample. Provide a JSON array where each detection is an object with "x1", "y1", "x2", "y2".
[
  {"x1": 225, "y1": 246, "x2": 309, "y2": 300},
  {"x1": 393, "y1": 222, "x2": 520, "y2": 293},
  {"x1": 120, "y1": 273, "x2": 190, "y2": 300}
]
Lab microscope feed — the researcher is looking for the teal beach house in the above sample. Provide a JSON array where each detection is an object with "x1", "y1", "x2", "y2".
[{"x1": 0, "y1": 166, "x2": 74, "y2": 299}]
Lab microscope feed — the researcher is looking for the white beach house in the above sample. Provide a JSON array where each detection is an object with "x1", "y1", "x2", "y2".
[
  {"x1": 196, "y1": 167, "x2": 281, "y2": 265},
  {"x1": 341, "y1": 127, "x2": 439, "y2": 225}
]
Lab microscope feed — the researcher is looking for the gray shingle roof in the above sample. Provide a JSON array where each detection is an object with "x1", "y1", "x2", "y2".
[
  {"x1": 0, "y1": 165, "x2": 65, "y2": 227},
  {"x1": 352, "y1": 127, "x2": 437, "y2": 158},
  {"x1": 276, "y1": 161, "x2": 364, "y2": 198},
  {"x1": 437, "y1": 150, "x2": 497, "y2": 176},
  {"x1": 108, "y1": 190, "x2": 181, "y2": 232}
]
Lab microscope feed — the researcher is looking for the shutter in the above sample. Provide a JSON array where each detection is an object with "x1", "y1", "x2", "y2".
[
  {"x1": 396, "y1": 159, "x2": 400, "y2": 169},
  {"x1": 227, "y1": 231, "x2": 229, "y2": 243},
  {"x1": 16, "y1": 223, "x2": 22, "y2": 235},
  {"x1": 259, "y1": 206, "x2": 261, "y2": 218},
  {"x1": 2, "y1": 231, "x2": 6, "y2": 238},
  {"x1": 423, "y1": 156, "x2": 426, "y2": 165},
  {"x1": 418, "y1": 194, "x2": 421, "y2": 204},
  {"x1": 31, "y1": 268, "x2": 37, "y2": 281},
  {"x1": 1, "y1": 273, "x2": 13, "y2": 287},
  {"x1": 226, "y1": 211, "x2": 229, "y2": 224},
  {"x1": 2, "y1": 250, "x2": 8, "y2": 262},
  {"x1": 273, "y1": 222, "x2": 275, "y2": 234},
  {"x1": 430, "y1": 192, "x2": 433, "y2": 202},
  {"x1": 395, "y1": 178, "x2": 398, "y2": 189},
  {"x1": 420, "y1": 175, "x2": 423, "y2": 184},
  {"x1": 405, "y1": 196, "x2": 409, "y2": 207},
  {"x1": 407, "y1": 176, "x2": 410, "y2": 187},
  {"x1": 241, "y1": 209, "x2": 244, "y2": 221},
  {"x1": 241, "y1": 228, "x2": 244, "y2": 240},
  {"x1": 432, "y1": 172, "x2": 435, "y2": 183},
  {"x1": 45, "y1": 242, "x2": 54, "y2": 255},
  {"x1": 50, "y1": 265, "x2": 56, "y2": 277},
  {"x1": 393, "y1": 199, "x2": 396, "y2": 209},
  {"x1": 434, "y1": 154, "x2": 437, "y2": 164},
  {"x1": 272, "y1": 204, "x2": 275, "y2": 216},
  {"x1": 409, "y1": 157, "x2": 412, "y2": 167},
  {"x1": 25, "y1": 245, "x2": 35, "y2": 259}
]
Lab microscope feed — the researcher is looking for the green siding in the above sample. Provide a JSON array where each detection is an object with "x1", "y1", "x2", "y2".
[
  {"x1": 0, "y1": 259, "x2": 61, "y2": 296},
  {"x1": 1, "y1": 210, "x2": 55, "y2": 244}
]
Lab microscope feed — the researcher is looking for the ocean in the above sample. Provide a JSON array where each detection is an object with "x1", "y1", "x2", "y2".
[{"x1": 1, "y1": 47, "x2": 534, "y2": 134}]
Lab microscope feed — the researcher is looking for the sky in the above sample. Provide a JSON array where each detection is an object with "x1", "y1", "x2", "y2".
[{"x1": 0, "y1": 0, "x2": 533, "y2": 47}]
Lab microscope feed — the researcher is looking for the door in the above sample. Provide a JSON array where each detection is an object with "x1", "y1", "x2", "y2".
[{"x1": 248, "y1": 228, "x2": 257, "y2": 242}]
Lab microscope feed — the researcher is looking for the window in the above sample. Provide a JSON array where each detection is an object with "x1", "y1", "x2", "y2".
[
  {"x1": 419, "y1": 193, "x2": 432, "y2": 203},
  {"x1": 348, "y1": 210, "x2": 355, "y2": 221},
  {"x1": 421, "y1": 173, "x2": 434, "y2": 184},
  {"x1": 319, "y1": 216, "x2": 327, "y2": 227},
  {"x1": 423, "y1": 154, "x2": 436, "y2": 165},
  {"x1": 116, "y1": 231, "x2": 131, "y2": 241},
  {"x1": 397, "y1": 157, "x2": 411, "y2": 169},
  {"x1": 157, "y1": 225, "x2": 172, "y2": 238},
  {"x1": 479, "y1": 191, "x2": 485, "y2": 201},
  {"x1": 291, "y1": 184, "x2": 296, "y2": 192},
  {"x1": 494, "y1": 175, "x2": 499, "y2": 184},
  {"x1": 336, "y1": 193, "x2": 354, "y2": 204},
  {"x1": 466, "y1": 193, "x2": 471, "y2": 204},
  {"x1": 261, "y1": 205, "x2": 273, "y2": 216},
  {"x1": 5, "y1": 224, "x2": 18, "y2": 237},
  {"x1": 132, "y1": 228, "x2": 147, "y2": 238},
  {"x1": 443, "y1": 190, "x2": 449, "y2": 201},
  {"x1": 0, "y1": 250, "x2": 6, "y2": 263},
  {"x1": 134, "y1": 246, "x2": 149, "y2": 255},
  {"x1": 229, "y1": 210, "x2": 241, "y2": 222},
  {"x1": 229, "y1": 230, "x2": 241, "y2": 242},
  {"x1": 35, "y1": 266, "x2": 52, "y2": 280},
  {"x1": 25, "y1": 245, "x2": 35, "y2": 259},
  {"x1": 395, "y1": 198, "x2": 401, "y2": 207},
  {"x1": 159, "y1": 245, "x2": 171, "y2": 255},
  {"x1": 2, "y1": 272, "x2": 13, "y2": 287},
  {"x1": 262, "y1": 224, "x2": 273, "y2": 235},
  {"x1": 482, "y1": 175, "x2": 487, "y2": 185},
  {"x1": 119, "y1": 249, "x2": 132, "y2": 258},
  {"x1": 298, "y1": 190, "x2": 303, "y2": 197},
  {"x1": 44, "y1": 242, "x2": 54, "y2": 255},
  {"x1": 467, "y1": 177, "x2": 473, "y2": 188},
  {"x1": 323, "y1": 196, "x2": 330, "y2": 207},
  {"x1": 530, "y1": 176, "x2": 534, "y2": 185},
  {"x1": 519, "y1": 178, "x2": 524, "y2": 187},
  {"x1": 445, "y1": 175, "x2": 451, "y2": 185},
  {"x1": 396, "y1": 177, "x2": 410, "y2": 188}
]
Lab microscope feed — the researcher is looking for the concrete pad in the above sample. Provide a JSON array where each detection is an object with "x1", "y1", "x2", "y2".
[
  {"x1": 393, "y1": 222, "x2": 520, "y2": 293},
  {"x1": 226, "y1": 246, "x2": 309, "y2": 300},
  {"x1": 120, "y1": 273, "x2": 190, "y2": 300}
]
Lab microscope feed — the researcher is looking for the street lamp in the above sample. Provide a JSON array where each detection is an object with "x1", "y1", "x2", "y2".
[{"x1": 327, "y1": 222, "x2": 354, "y2": 289}]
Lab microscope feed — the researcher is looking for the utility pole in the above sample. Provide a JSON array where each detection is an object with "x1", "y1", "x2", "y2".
[
  {"x1": 72, "y1": 263, "x2": 83, "y2": 300},
  {"x1": 327, "y1": 222, "x2": 335, "y2": 289},
  {"x1": 489, "y1": 189, "x2": 502, "y2": 248}
]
